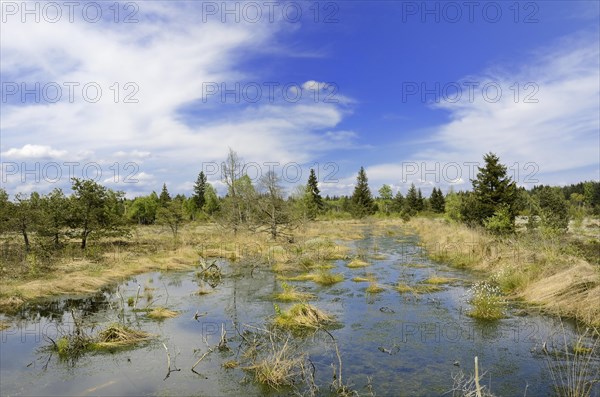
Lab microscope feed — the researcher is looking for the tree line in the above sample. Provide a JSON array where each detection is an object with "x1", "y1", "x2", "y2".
[{"x1": 1, "y1": 150, "x2": 599, "y2": 256}]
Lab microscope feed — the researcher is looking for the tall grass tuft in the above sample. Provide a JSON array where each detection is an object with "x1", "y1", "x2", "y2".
[
  {"x1": 544, "y1": 324, "x2": 600, "y2": 397},
  {"x1": 466, "y1": 282, "x2": 506, "y2": 320}
]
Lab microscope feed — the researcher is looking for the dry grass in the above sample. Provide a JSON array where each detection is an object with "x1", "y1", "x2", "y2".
[
  {"x1": 366, "y1": 282, "x2": 385, "y2": 294},
  {"x1": 146, "y1": 307, "x2": 179, "y2": 320},
  {"x1": 352, "y1": 276, "x2": 370, "y2": 282},
  {"x1": 274, "y1": 283, "x2": 315, "y2": 302},
  {"x1": 410, "y1": 217, "x2": 600, "y2": 326},
  {"x1": 544, "y1": 325, "x2": 600, "y2": 397},
  {"x1": 244, "y1": 339, "x2": 304, "y2": 389},
  {"x1": 346, "y1": 258, "x2": 371, "y2": 268},
  {"x1": 222, "y1": 360, "x2": 239, "y2": 369},
  {"x1": 94, "y1": 323, "x2": 153, "y2": 348},
  {"x1": 0, "y1": 320, "x2": 10, "y2": 331},
  {"x1": 423, "y1": 276, "x2": 456, "y2": 285},
  {"x1": 278, "y1": 270, "x2": 343, "y2": 286},
  {"x1": 274, "y1": 303, "x2": 335, "y2": 331},
  {"x1": 396, "y1": 283, "x2": 443, "y2": 294}
]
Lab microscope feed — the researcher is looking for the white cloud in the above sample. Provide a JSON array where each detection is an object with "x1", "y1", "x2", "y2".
[
  {"x1": 1, "y1": 144, "x2": 68, "y2": 159},
  {"x1": 0, "y1": 4, "x2": 354, "y2": 195},
  {"x1": 361, "y1": 36, "x2": 600, "y2": 192}
]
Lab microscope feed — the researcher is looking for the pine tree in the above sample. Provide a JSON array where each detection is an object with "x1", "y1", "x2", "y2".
[
  {"x1": 391, "y1": 191, "x2": 405, "y2": 213},
  {"x1": 471, "y1": 153, "x2": 517, "y2": 225},
  {"x1": 405, "y1": 183, "x2": 419, "y2": 214},
  {"x1": 430, "y1": 187, "x2": 446, "y2": 213},
  {"x1": 350, "y1": 167, "x2": 375, "y2": 218},
  {"x1": 305, "y1": 168, "x2": 324, "y2": 218},
  {"x1": 159, "y1": 183, "x2": 171, "y2": 207},
  {"x1": 193, "y1": 171, "x2": 207, "y2": 209},
  {"x1": 416, "y1": 188, "x2": 424, "y2": 211}
]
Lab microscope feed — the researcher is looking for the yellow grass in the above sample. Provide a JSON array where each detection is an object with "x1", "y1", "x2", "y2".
[
  {"x1": 273, "y1": 303, "x2": 335, "y2": 331},
  {"x1": 146, "y1": 307, "x2": 179, "y2": 320},
  {"x1": 93, "y1": 323, "x2": 153, "y2": 348},
  {"x1": 274, "y1": 283, "x2": 315, "y2": 302},
  {"x1": 423, "y1": 276, "x2": 456, "y2": 285},
  {"x1": 347, "y1": 259, "x2": 371, "y2": 268},
  {"x1": 410, "y1": 217, "x2": 600, "y2": 326},
  {"x1": 396, "y1": 283, "x2": 442, "y2": 294},
  {"x1": 366, "y1": 282, "x2": 385, "y2": 294}
]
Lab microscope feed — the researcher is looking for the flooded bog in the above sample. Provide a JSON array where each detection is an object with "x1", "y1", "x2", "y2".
[{"x1": 1, "y1": 226, "x2": 598, "y2": 396}]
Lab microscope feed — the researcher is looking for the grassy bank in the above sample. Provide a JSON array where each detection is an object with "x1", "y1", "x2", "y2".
[
  {"x1": 0, "y1": 220, "x2": 368, "y2": 311},
  {"x1": 409, "y1": 217, "x2": 600, "y2": 326}
]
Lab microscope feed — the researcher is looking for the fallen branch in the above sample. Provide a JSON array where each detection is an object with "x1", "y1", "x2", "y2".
[{"x1": 162, "y1": 342, "x2": 181, "y2": 380}]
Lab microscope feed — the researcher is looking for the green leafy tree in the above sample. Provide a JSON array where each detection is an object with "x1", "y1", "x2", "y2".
[
  {"x1": 69, "y1": 178, "x2": 129, "y2": 249},
  {"x1": 484, "y1": 204, "x2": 514, "y2": 235},
  {"x1": 350, "y1": 167, "x2": 376, "y2": 218},
  {"x1": 378, "y1": 184, "x2": 393, "y2": 215},
  {"x1": 203, "y1": 183, "x2": 220, "y2": 215},
  {"x1": 157, "y1": 200, "x2": 185, "y2": 238},
  {"x1": 38, "y1": 188, "x2": 68, "y2": 249},
  {"x1": 13, "y1": 193, "x2": 41, "y2": 251},
  {"x1": 444, "y1": 188, "x2": 463, "y2": 222},
  {"x1": 127, "y1": 194, "x2": 159, "y2": 225},
  {"x1": 471, "y1": 153, "x2": 517, "y2": 226},
  {"x1": 0, "y1": 189, "x2": 11, "y2": 234},
  {"x1": 535, "y1": 186, "x2": 570, "y2": 233},
  {"x1": 193, "y1": 171, "x2": 207, "y2": 209}
]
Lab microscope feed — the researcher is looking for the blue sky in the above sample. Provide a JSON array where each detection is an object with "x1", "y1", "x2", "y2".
[{"x1": 1, "y1": 1, "x2": 599, "y2": 197}]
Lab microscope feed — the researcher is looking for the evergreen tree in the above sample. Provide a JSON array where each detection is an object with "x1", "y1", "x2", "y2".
[
  {"x1": 350, "y1": 167, "x2": 375, "y2": 218},
  {"x1": 159, "y1": 183, "x2": 171, "y2": 207},
  {"x1": 416, "y1": 188, "x2": 425, "y2": 211},
  {"x1": 391, "y1": 191, "x2": 405, "y2": 213},
  {"x1": 471, "y1": 153, "x2": 517, "y2": 226},
  {"x1": 193, "y1": 171, "x2": 207, "y2": 209},
  {"x1": 430, "y1": 187, "x2": 446, "y2": 213},
  {"x1": 305, "y1": 168, "x2": 324, "y2": 219},
  {"x1": 405, "y1": 183, "x2": 419, "y2": 214}
]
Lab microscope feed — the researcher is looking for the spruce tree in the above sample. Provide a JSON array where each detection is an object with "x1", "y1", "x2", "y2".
[
  {"x1": 306, "y1": 168, "x2": 324, "y2": 211},
  {"x1": 430, "y1": 187, "x2": 446, "y2": 213},
  {"x1": 350, "y1": 167, "x2": 375, "y2": 218},
  {"x1": 159, "y1": 183, "x2": 171, "y2": 207},
  {"x1": 471, "y1": 153, "x2": 517, "y2": 225},
  {"x1": 405, "y1": 183, "x2": 419, "y2": 214},
  {"x1": 416, "y1": 188, "x2": 424, "y2": 211},
  {"x1": 193, "y1": 171, "x2": 207, "y2": 209},
  {"x1": 391, "y1": 191, "x2": 405, "y2": 213}
]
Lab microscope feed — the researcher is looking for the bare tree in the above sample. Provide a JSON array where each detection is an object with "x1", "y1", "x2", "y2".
[{"x1": 255, "y1": 171, "x2": 295, "y2": 240}]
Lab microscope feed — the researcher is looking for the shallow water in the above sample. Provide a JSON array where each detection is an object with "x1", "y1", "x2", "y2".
[{"x1": 1, "y1": 226, "x2": 598, "y2": 396}]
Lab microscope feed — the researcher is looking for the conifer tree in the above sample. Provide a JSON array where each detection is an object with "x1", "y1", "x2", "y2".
[
  {"x1": 471, "y1": 153, "x2": 517, "y2": 225},
  {"x1": 305, "y1": 168, "x2": 324, "y2": 217},
  {"x1": 193, "y1": 171, "x2": 207, "y2": 209},
  {"x1": 350, "y1": 167, "x2": 375, "y2": 218},
  {"x1": 405, "y1": 183, "x2": 419, "y2": 214},
  {"x1": 159, "y1": 183, "x2": 171, "y2": 207}
]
